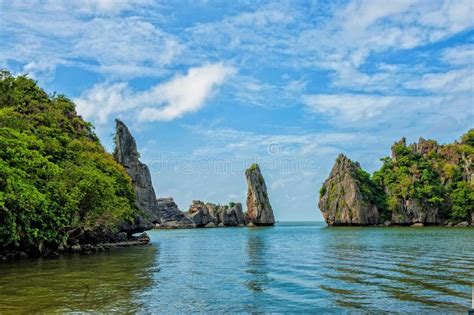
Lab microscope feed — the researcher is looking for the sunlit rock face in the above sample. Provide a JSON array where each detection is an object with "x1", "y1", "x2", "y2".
[
  {"x1": 245, "y1": 164, "x2": 275, "y2": 226},
  {"x1": 318, "y1": 154, "x2": 379, "y2": 226}
]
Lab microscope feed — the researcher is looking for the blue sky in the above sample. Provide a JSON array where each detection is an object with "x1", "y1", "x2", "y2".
[{"x1": 1, "y1": 0, "x2": 473, "y2": 221}]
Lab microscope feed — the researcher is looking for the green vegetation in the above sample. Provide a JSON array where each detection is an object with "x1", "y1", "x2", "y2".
[
  {"x1": 354, "y1": 167, "x2": 388, "y2": 218},
  {"x1": 0, "y1": 71, "x2": 136, "y2": 250},
  {"x1": 319, "y1": 185, "x2": 326, "y2": 198},
  {"x1": 248, "y1": 163, "x2": 258, "y2": 171},
  {"x1": 372, "y1": 131, "x2": 474, "y2": 222}
]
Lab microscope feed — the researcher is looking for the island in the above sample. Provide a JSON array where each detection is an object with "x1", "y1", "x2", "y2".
[{"x1": 318, "y1": 131, "x2": 473, "y2": 227}]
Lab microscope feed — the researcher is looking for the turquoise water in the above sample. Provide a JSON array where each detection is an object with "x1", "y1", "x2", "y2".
[{"x1": 0, "y1": 222, "x2": 473, "y2": 313}]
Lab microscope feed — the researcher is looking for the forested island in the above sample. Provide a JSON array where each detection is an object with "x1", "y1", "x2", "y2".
[
  {"x1": 319, "y1": 131, "x2": 474, "y2": 226},
  {"x1": 0, "y1": 72, "x2": 275, "y2": 260}
]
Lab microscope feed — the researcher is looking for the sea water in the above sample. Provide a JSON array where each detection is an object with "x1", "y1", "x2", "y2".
[{"x1": 0, "y1": 222, "x2": 473, "y2": 313}]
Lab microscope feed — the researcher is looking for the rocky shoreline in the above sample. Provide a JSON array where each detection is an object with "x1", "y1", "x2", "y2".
[{"x1": 0, "y1": 230, "x2": 150, "y2": 262}]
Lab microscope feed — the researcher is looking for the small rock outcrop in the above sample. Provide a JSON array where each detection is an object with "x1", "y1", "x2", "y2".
[
  {"x1": 156, "y1": 197, "x2": 195, "y2": 228},
  {"x1": 245, "y1": 164, "x2": 275, "y2": 226},
  {"x1": 217, "y1": 203, "x2": 245, "y2": 226},
  {"x1": 186, "y1": 200, "x2": 216, "y2": 227},
  {"x1": 114, "y1": 119, "x2": 160, "y2": 233},
  {"x1": 318, "y1": 154, "x2": 380, "y2": 226},
  {"x1": 185, "y1": 201, "x2": 245, "y2": 227}
]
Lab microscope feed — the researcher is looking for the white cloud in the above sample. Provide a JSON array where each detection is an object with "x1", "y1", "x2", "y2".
[
  {"x1": 73, "y1": 0, "x2": 152, "y2": 15},
  {"x1": 1, "y1": 2, "x2": 177, "y2": 79},
  {"x1": 75, "y1": 63, "x2": 236, "y2": 123},
  {"x1": 75, "y1": 18, "x2": 183, "y2": 69},
  {"x1": 302, "y1": 94, "x2": 398, "y2": 121},
  {"x1": 442, "y1": 44, "x2": 474, "y2": 66},
  {"x1": 404, "y1": 69, "x2": 473, "y2": 93},
  {"x1": 138, "y1": 63, "x2": 236, "y2": 121},
  {"x1": 75, "y1": 82, "x2": 131, "y2": 123}
]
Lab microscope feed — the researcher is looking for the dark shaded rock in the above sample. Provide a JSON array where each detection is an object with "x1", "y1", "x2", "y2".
[
  {"x1": 137, "y1": 232, "x2": 150, "y2": 242},
  {"x1": 318, "y1": 154, "x2": 380, "y2": 226},
  {"x1": 186, "y1": 200, "x2": 216, "y2": 227},
  {"x1": 117, "y1": 232, "x2": 128, "y2": 242},
  {"x1": 71, "y1": 245, "x2": 81, "y2": 253},
  {"x1": 390, "y1": 200, "x2": 438, "y2": 225},
  {"x1": 16, "y1": 251, "x2": 28, "y2": 259},
  {"x1": 219, "y1": 203, "x2": 245, "y2": 226},
  {"x1": 156, "y1": 197, "x2": 195, "y2": 228},
  {"x1": 114, "y1": 119, "x2": 159, "y2": 233},
  {"x1": 245, "y1": 164, "x2": 275, "y2": 226}
]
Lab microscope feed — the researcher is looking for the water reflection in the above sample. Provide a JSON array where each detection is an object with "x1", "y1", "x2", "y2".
[
  {"x1": 245, "y1": 230, "x2": 270, "y2": 293},
  {"x1": 0, "y1": 245, "x2": 157, "y2": 313}
]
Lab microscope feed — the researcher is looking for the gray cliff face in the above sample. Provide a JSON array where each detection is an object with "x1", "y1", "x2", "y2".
[
  {"x1": 185, "y1": 201, "x2": 245, "y2": 227},
  {"x1": 186, "y1": 200, "x2": 216, "y2": 227},
  {"x1": 245, "y1": 164, "x2": 275, "y2": 226},
  {"x1": 217, "y1": 203, "x2": 245, "y2": 226},
  {"x1": 318, "y1": 154, "x2": 379, "y2": 226},
  {"x1": 157, "y1": 197, "x2": 195, "y2": 228},
  {"x1": 390, "y1": 200, "x2": 439, "y2": 225},
  {"x1": 114, "y1": 119, "x2": 160, "y2": 233}
]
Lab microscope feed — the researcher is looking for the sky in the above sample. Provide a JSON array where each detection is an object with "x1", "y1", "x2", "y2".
[{"x1": 1, "y1": 0, "x2": 473, "y2": 221}]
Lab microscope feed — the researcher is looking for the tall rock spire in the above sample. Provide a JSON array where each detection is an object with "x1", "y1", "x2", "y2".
[
  {"x1": 114, "y1": 119, "x2": 160, "y2": 233},
  {"x1": 245, "y1": 164, "x2": 275, "y2": 226}
]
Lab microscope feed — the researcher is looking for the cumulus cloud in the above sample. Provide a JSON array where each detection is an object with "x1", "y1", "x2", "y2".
[
  {"x1": 75, "y1": 63, "x2": 236, "y2": 123},
  {"x1": 137, "y1": 63, "x2": 236, "y2": 121}
]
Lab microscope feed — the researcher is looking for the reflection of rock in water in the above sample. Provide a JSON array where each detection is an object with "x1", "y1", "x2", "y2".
[
  {"x1": 0, "y1": 245, "x2": 157, "y2": 313},
  {"x1": 245, "y1": 233, "x2": 270, "y2": 293}
]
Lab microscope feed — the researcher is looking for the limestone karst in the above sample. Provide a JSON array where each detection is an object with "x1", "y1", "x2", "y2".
[{"x1": 245, "y1": 163, "x2": 275, "y2": 226}]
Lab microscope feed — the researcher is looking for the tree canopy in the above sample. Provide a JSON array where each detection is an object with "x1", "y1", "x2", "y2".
[{"x1": 0, "y1": 71, "x2": 136, "y2": 250}]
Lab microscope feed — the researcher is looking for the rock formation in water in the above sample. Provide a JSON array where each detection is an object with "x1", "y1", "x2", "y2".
[
  {"x1": 156, "y1": 197, "x2": 195, "y2": 228},
  {"x1": 318, "y1": 154, "x2": 380, "y2": 226},
  {"x1": 186, "y1": 200, "x2": 216, "y2": 227},
  {"x1": 184, "y1": 201, "x2": 246, "y2": 227},
  {"x1": 114, "y1": 119, "x2": 160, "y2": 233},
  {"x1": 318, "y1": 130, "x2": 474, "y2": 227},
  {"x1": 245, "y1": 164, "x2": 275, "y2": 226}
]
